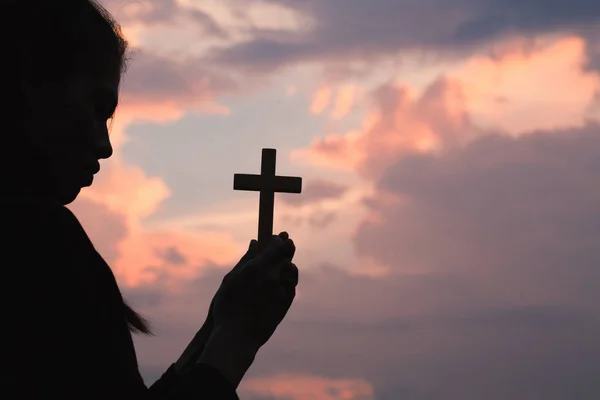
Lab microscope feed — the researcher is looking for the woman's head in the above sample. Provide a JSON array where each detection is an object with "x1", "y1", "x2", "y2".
[{"x1": 2, "y1": 0, "x2": 128, "y2": 205}]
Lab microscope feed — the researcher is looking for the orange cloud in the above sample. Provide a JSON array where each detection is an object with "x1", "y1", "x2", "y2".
[
  {"x1": 117, "y1": 98, "x2": 230, "y2": 125},
  {"x1": 295, "y1": 78, "x2": 473, "y2": 178},
  {"x1": 292, "y1": 131, "x2": 365, "y2": 171},
  {"x1": 71, "y1": 121, "x2": 240, "y2": 288},
  {"x1": 454, "y1": 36, "x2": 600, "y2": 133},
  {"x1": 310, "y1": 83, "x2": 360, "y2": 120},
  {"x1": 242, "y1": 374, "x2": 374, "y2": 400},
  {"x1": 74, "y1": 157, "x2": 240, "y2": 287},
  {"x1": 295, "y1": 35, "x2": 600, "y2": 179},
  {"x1": 331, "y1": 84, "x2": 358, "y2": 120},
  {"x1": 311, "y1": 85, "x2": 333, "y2": 115}
]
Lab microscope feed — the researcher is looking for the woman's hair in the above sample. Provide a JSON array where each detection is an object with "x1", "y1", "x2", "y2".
[
  {"x1": 3, "y1": 0, "x2": 128, "y2": 84},
  {"x1": 2, "y1": 0, "x2": 152, "y2": 336}
]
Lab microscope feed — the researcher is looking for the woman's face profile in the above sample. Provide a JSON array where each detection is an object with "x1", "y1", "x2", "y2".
[{"x1": 22, "y1": 71, "x2": 119, "y2": 204}]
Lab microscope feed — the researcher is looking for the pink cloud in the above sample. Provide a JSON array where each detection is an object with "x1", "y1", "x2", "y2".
[
  {"x1": 310, "y1": 85, "x2": 333, "y2": 115},
  {"x1": 295, "y1": 36, "x2": 600, "y2": 181},
  {"x1": 72, "y1": 135, "x2": 240, "y2": 287},
  {"x1": 309, "y1": 83, "x2": 359, "y2": 120},
  {"x1": 242, "y1": 374, "x2": 374, "y2": 400},
  {"x1": 280, "y1": 180, "x2": 349, "y2": 207},
  {"x1": 295, "y1": 77, "x2": 477, "y2": 178},
  {"x1": 454, "y1": 36, "x2": 600, "y2": 133},
  {"x1": 331, "y1": 84, "x2": 358, "y2": 120},
  {"x1": 116, "y1": 50, "x2": 235, "y2": 123}
]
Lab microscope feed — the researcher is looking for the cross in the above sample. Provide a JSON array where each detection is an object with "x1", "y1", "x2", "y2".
[{"x1": 234, "y1": 148, "x2": 302, "y2": 252}]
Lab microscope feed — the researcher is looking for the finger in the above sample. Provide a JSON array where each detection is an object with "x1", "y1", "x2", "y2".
[
  {"x1": 283, "y1": 238, "x2": 295, "y2": 260},
  {"x1": 245, "y1": 235, "x2": 295, "y2": 277},
  {"x1": 232, "y1": 240, "x2": 259, "y2": 271},
  {"x1": 278, "y1": 277, "x2": 296, "y2": 313},
  {"x1": 240, "y1": 236, "x2": 281, "y2": 275},
  {"x1": 280, "y1": 262, "x2": 299, "y2": 287},
  {"x1": 265, "y1": 239, "x2": 295, "y2": 270},
  {"x1": 256, "y1": 234, "x2": 284, "y2": 255},
  {"x1": 258, "y1": 235, "x2": 286, "y2": 263},
  {"x1": 277, "y1": 232, "x2": 294, "y2": 258}
]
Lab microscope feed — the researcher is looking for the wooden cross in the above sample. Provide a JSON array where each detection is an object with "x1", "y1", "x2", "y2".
[{"x1": 234, "y1": 148, "x2": 302, "y2": 252}]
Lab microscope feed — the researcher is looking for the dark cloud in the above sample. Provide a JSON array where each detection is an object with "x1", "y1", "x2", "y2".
[
  {"x1": 210, "y1": 0, "x2": 600, "y2": 73},
  {"x1": 244, "y1": 263, "x2": 600, "y2": 399},
  {"x1": 356, "y1": 124, "x2": 600, "y2": 291},
  {"x1": 157, "y1": 246, "x2": 187, "y2": 265},
  {"x1": 342, "y1": 124, "x2": 600, "y2": 396}
]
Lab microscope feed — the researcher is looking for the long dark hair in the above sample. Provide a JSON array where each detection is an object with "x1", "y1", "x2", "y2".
[{"x1": 2, "y1": 0, "x2": 152, "y2": 336}]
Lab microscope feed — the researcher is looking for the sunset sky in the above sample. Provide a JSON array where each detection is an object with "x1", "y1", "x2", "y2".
[{"x1": 71, "y1": 1, "x2": 600, "y2": 398}]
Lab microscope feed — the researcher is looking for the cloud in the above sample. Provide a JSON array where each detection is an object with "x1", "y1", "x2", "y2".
[
  {"x1": 453, "y1": 36, "x2": 600, "y2": 133},
  {"x1": 310, "y1": 85, "x2": 332, "y2": 115},
  {"x1": 208, "y1": 0, "x2": 600, "y2": 74},
  {"x1": 292, "y1": 131, "x2": 366, "y2": 173},
  {"x1": 110, "y1": 113, "x2": 600, "y2": 399},
  {"x1": 309, "y1": 84, "x2": 359, "y2": 120},
  {"x1": 296, "y1": 77, "x2": 480, "y2": 178},
  {"x1": 356, "y1": 123, "x2": 600, "y2": 284},
  {"x1": 295, "y1": 35, "x2": 600, "y2": 179},
  {"x1": 242, "y1": 375, "x2": 373, "y2": 400},
  {"x1": 334, "y1": 123, "x2": 600, "y2": 398},
  {"x1": 70, "y1": 120, "x2": 242, "y2": 287},
  {"x1": 79, "y1": 3, "x2": 600, "y2": 398},
  {"x1": 157, "y1": 246, "x2": 187, "y2": 265},
  {"x1": 134, "y1": 241, "x2": 600, "y2": 399},
  {"x1": 280, "y1": 180, "x2": 349, "y2": 207},
  {"x1": 105, "y1": 0, "x2": 227, "y2": 38},
  {"x1": 117, "y1": 50, "x2": 236, "y2": 123}
]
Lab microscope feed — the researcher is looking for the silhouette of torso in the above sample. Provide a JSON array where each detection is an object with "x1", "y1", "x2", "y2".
[{"x1": 1, "y1": 198, "x2": 238, "y2": 399}]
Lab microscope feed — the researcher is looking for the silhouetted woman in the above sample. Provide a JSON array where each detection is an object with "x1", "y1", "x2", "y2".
[{"x1": 1, "y1": 1, "x2": 299, "y2": 398}]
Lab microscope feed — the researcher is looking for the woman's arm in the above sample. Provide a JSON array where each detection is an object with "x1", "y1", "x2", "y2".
[
  {"x1": 148, "y1": 326, "x2": 256, "y2": 398},
  {"x1": 172, "y1": 303, "x2": 214, "y2": 375},
  {"x1": 196, "y1": 325, "x2": 258, "y2": 389},
  {"x1": 150, "y1": 305, "x2": 256, "y2": 396}
]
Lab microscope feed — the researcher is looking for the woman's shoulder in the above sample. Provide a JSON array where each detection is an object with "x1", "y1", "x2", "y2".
[
  {"x1": 0, "y1": 196, "x2": 85, "y2": 229},
  {"x1": 0, "y1": 198, "x2": 103, "y2": 301},
  {"x1": 0, "y1": 197, "x2": 94, "y2": 258}
]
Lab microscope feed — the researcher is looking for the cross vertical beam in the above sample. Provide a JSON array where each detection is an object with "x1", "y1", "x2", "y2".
[
  {"x1": 234, "y1": 148, "x2": 302, "y2": 252},
  {"x1": 258, "y1": 149, "x2": 276, "y2": 251}
]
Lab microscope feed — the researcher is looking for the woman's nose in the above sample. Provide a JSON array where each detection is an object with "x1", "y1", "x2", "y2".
[{"x1": 94, "y1": 135, "x2": 113, "y2": 160}]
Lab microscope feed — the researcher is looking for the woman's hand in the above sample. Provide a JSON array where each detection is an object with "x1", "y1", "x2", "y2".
[
  {"x1": 197, "y1": 232, "x2": 298, "y2": 388},
  {"x1": 175, "y1": 234, "x2": 294, "y2": 375},
  {"x1": 211, "y1": 232, "x2": 298, "y2": 351}
]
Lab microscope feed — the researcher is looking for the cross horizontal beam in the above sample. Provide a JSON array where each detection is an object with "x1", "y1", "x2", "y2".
[{"x1": 233, "y1": 174, "x2": 302, "y2": 193}]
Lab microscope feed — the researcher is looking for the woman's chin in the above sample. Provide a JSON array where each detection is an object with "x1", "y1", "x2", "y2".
[
  {"x1": 57, "y1": 185, "x2": 83, "y2": 205},
  {"x1": 82, "y1": 174, "x2": 94, "y2": 187}
]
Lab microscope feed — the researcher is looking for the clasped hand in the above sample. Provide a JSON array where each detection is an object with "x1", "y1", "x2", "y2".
[{"x1": 210, "y1": 232, "x2": 298, "y2": 351}]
